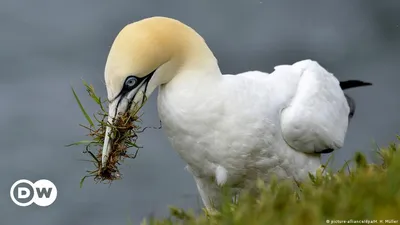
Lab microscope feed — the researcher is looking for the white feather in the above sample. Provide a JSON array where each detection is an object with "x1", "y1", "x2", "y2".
[
  {"x1": 215, "y1": 165, "x2": 228, "y2": 186},
  {"x1": 157, "y1": 59, "x2": 348, "y2": 209},
  {"x1": 281, "y1": 60, "x2": 349, "y2": 152}
]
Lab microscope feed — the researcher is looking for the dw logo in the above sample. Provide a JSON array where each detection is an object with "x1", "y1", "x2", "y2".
[{"x1": 10, "y1": 179, "x2": 57, "y2": 207}]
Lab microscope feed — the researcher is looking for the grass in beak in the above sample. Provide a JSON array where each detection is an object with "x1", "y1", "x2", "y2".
[{"x1": 68, "y1": 80, "x2": 151, "y2": 187}]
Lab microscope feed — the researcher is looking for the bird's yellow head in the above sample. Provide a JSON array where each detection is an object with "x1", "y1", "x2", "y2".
[{"x1": 101, "y1": 16, "x2": 216, "y2": 166}]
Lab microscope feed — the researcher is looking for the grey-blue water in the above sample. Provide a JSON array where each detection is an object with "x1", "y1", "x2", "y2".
[{"x1": 1, "y1": 0, "x2": 399, "y2": 224}]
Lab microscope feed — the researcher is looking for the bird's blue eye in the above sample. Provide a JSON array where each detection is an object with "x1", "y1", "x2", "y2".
[{"x1": 125, "y1": 76, "x2": 137, "y2": 88}]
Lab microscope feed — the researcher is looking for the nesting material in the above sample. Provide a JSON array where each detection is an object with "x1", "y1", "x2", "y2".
[
  {"x1": 91, "y1": 110, "x2": 141, "y2": 182},
  {"x1": 69, "y1": 81, "x2": 146, "y2": 187}
]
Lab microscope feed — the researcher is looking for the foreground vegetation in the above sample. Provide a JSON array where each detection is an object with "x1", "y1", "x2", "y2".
[{"x1": 143, "y1": 138, "x2": 400, "y2": 225}]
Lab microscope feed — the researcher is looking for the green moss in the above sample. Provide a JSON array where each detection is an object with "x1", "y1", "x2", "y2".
[{"x1": 143, "y1": 138, "x2": 400, "y2": 225}]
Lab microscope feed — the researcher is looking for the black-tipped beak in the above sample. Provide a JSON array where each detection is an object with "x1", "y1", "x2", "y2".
[{"x1": 101, "y1": 72, "x2": 154, "y2": 168}]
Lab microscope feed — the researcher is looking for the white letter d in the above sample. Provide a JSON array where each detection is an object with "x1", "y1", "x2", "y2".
[{"x1": 17, "y1": 187, "x2": 30, "y2": 199}]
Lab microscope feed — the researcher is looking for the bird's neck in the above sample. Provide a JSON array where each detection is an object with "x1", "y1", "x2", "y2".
[
  {"x1": 155, "y1": 42, "x2": 222, "y2": 87},
  {"x1": 161, "y1": 61, "x2": 222, "y2": 97},
  {"x1": 157, "y1": 54, "x2": 222, "y2": 120},
  {"x1": 177, "y1": 40, "x2": 221, "y2": 76},
  {"x1": 157, "y1": 65, "x2": 223, "y2": 140},
  {"x1": 156, "y1": 41, "x2": 223, "y2": 121}
]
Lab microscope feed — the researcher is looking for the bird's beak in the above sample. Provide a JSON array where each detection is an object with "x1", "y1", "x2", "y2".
[
  {"x1": 101, "y1": 99, "x2": 120, "y2": 168},
  {"x1": 101, "y1": 75, "x2": 152, "y2": 168}
]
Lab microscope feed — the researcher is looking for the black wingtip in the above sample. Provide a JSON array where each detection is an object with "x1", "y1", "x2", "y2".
[
  {"x1": 340, "y1": 80, "x2": 373, "y2": 90},
  {"x1": 315, "y1": 148, "x2": 335, "y2": 154}
]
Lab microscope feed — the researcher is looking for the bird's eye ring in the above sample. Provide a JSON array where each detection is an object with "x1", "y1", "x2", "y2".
[{"x1": 125, "y1": 76, "x2": 137, "y2": 88}]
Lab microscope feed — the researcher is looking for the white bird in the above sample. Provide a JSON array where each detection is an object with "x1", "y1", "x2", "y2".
[{"x1": 101, "y1": 16, "x2": 371, "y2": 209}]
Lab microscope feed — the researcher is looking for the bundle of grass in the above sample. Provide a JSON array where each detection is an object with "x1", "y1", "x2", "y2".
[{"x1": 68, "y1": 81, "x2": 145, "y2": 186}]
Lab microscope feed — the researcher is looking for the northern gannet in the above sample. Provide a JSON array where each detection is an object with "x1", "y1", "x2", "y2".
[{"x1": 101, "y1": 16, "x2": 371, "y2": 209}]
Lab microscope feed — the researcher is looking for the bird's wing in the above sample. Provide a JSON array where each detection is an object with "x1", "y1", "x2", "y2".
[{"x1": 280, "y1": 60, "x2": 350, "y2": 154}]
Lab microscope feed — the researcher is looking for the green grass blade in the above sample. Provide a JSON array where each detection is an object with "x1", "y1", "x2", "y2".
[
  {"x1": 65, "y1": 140, "x2": 94, "y2": 147},
  {"x1": 79, "y1": 175, "x2": 91, "y2": 188},
  {"x1": 82, "y1": 80, "x2": 101, "y2": 105},
  {"x1": 71, "y1": 86, "x2": 94, "y2": 127}
]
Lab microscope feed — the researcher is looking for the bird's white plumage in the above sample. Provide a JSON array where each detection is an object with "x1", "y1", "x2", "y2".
[
  {"x1": 215, "y1": 165, "x2": 228, "y2": 186},
  {"x1": 280, "y1": 60, "x2": 349, "y2": 153},
  {"x1": 157, "y1": 59, "x2": 349, "y2": 208}
]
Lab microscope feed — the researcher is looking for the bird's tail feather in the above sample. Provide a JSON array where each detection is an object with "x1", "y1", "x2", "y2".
[{"x1": 340, "y1": 80, "x2": 372, "y2": 90}]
